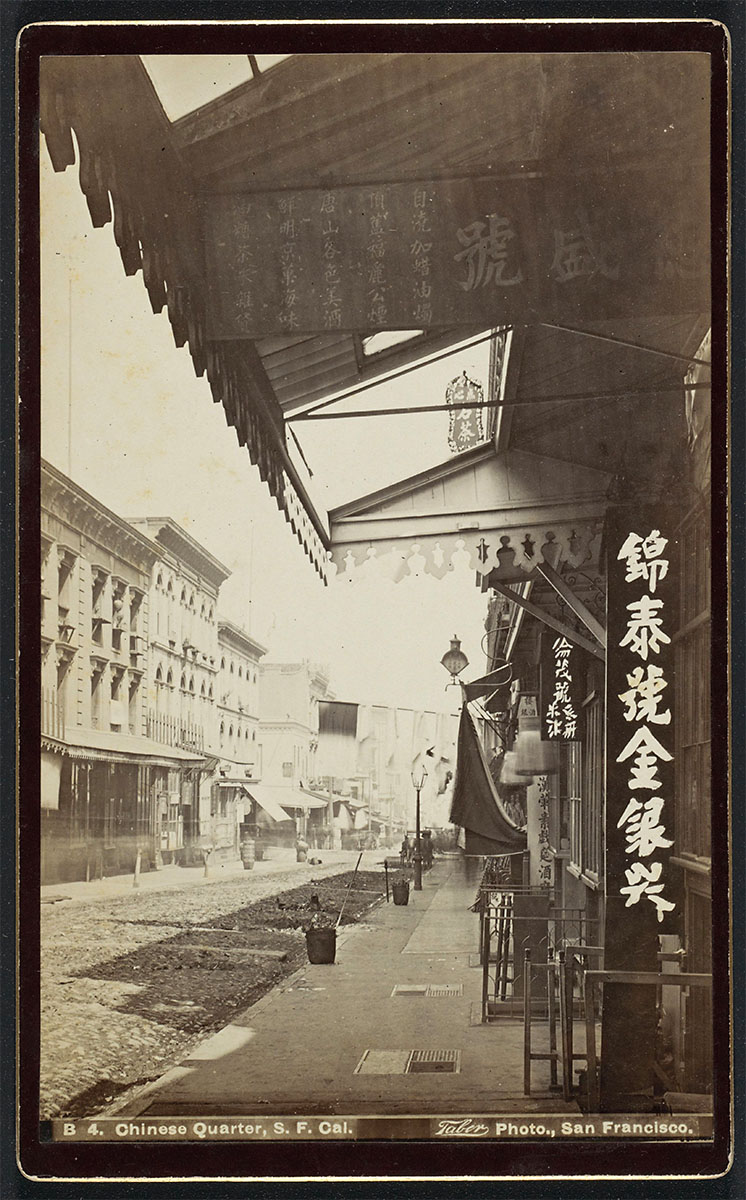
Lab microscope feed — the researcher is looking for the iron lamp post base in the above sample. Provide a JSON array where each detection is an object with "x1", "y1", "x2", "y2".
[{"x1": 413, "y1": 849, "x2": 423, "y2": 891}]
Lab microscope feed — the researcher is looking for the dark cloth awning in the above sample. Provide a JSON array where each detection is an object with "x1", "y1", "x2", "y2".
[{"x1": 449, "y1": 706, "x2": 527, "y2": 856}]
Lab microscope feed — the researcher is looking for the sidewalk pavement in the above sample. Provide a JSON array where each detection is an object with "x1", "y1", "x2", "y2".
[
  {"x1": 41, "y1": 848, "x2": 368, "y2": 906},
  {"x1": 116, "y1": 856, "x2": 579, "y2": 1119}
]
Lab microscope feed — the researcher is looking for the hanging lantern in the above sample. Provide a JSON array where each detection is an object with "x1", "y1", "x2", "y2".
[
  {"x1": 446, "y1": 371, "x2": 485, "y2": 454},
  {"x1": 440, "y1": 635, "x2": 469, "y2": 685},
  {"x1": 500, "y1": 750, "x2": 527, "y2": 786},
  {"x1": 513, "y1": 714, "x2": 559, "y2": 776}
]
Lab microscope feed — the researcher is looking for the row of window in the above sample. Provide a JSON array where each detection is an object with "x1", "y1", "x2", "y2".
[
  {"x1": 155, "y1": 667, "x2": 214, "y2": 698},
  {"x1": 155, "y1": 571, "x2": 214, "y2": 620},
  {"x1": 219, "y1": 658, "x2": 258, "y2": 684}
]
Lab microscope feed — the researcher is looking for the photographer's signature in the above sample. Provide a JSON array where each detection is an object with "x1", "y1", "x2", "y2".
[{"x1": 435, "y1": 1118, "x2": 490, "y2": 1137}]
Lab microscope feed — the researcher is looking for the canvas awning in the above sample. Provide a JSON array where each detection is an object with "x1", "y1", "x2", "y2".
[
  {"x1": 61, "y1": 728, "x2": 205, "y2": 768},
  {"x1": 241, "y1": 784, "x2": 295, "y2": 824},
  {"x1": 38, "y1": 52, "x2": 709, "y2": 583},
  {"x1": 242, "y1": 784, "x2": 328, "y2": 821},
  {"x1": 449, "y1": 706, "x2": 527, "y2": 856}
]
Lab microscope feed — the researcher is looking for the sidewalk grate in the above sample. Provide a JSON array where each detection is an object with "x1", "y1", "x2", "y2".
[
  {"x1": 390, "y1": 983, "x2": 464, "y2": 997},
  {"x1": 353, "y1": 1048, "x2": 462, "y2": 1075},
  {"x1": 407, "y1": 1048, "x2": 461, "y2": 1074}
]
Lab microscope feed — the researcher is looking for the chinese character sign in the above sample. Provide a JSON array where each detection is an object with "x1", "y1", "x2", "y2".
[
  {"x1": 606, "y1": 506, "x2": 678, "y2": 933},
  {"x1": 446, "y1": 372, "x2": 484, "y2": 454},
  {"x1": 540, "y1": 631, "x2": 585, "y2": 742},
  {"x1": 201, "y1": 169, "x2": 708, "y2": 337}
]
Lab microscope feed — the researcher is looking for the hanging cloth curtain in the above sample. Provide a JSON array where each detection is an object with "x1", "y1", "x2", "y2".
[{"x1": 449, "y1": 706, "x2": 527, "y2": 855}]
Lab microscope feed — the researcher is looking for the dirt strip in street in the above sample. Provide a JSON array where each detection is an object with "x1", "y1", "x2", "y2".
[{"x1": 41, "y1": 865, "x2": 386, "y2": 1119}]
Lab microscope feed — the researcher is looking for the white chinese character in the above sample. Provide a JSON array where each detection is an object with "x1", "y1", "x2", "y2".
[
  {"x1": 618, "y1": 530, "x2": 670, "y2": 592},
  {"x1": 620, "y1": 596, "x2": 671, "y2": 660},
  {"x1": 620, "y1": 861, "x2": 676, "y2": 921},
  {"x1": 619, "y1": 664, "x2": 671, "y2": 724},
  {"x1": 616, "y1": 724, "x2": 673, "y2": 789},
  {"x1": 553, "y1": 635, "x2": 573, "y2": 653},
  {"x1": 616, "y1": 796, "x2": 674, "y2": 857}
]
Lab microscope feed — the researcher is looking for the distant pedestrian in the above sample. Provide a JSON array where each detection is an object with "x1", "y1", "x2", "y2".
[
  {"x1": 400, "y1": 835, "x2": 411, "y2": 866},
  {"x1": 422, "y1": 830, "x2": 433, "y2": 870}
]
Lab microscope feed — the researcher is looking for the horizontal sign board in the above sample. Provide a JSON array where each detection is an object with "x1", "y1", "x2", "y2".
[{"x1": 201, "y1": 170, "x2": 709, "y2": 338}]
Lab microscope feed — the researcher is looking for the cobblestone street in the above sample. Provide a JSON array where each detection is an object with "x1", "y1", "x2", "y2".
[{"x1": 41, "y1": 855, "x2": 383, "y2": 1119}]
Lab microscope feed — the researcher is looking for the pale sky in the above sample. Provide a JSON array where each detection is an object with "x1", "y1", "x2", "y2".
[{"x1": 39, "y1": 118, "x2": 490, "y2": 714}]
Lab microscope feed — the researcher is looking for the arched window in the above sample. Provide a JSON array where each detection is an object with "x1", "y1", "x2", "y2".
[
  {"x1": 208, "y1": 683, "x2": 213, "y2": 700},
  {"x1": 229, "y1": 725, "x2": 234, "y2": 741},
  {"x1": 220, "y1": 722, "x2": 224, "y2": 743},
  {"x1": 220, "y1": 657, "x2": 226, "y2": 671},
  {"x1": 156, "y1": 571, "x2": 163, "y2": 590},
  {"x1": 208, "y1": 605, "x2": 214, "y2": 621},
  {"x1": 253, "y1": 671, "x2": 257, "y2": 685},
  {"x1": 252, "y1": 730, "x2": 256, "y2": 741},
  {"x1": 189, "y1": 591, "x2": 195, "y2": 610},
  {"x1": 230, "y1": 661, "x2": 235, "y2": 675},
  {"x1": 244, "y1": 728, "x2": 250, "y2": 740},
  {"x1": 181, "y1": 586, "x2": 187, "y2": 605},
  {"x1": 189, "y1": 675, "x2": 195, "y2": 693},
  {"x1": 155, "y1": 665, "x2": 163, "y2": 685},
  {"x1": 166, "y1": 578, "x2": 174, "y2": 596},
  {"x1": 166, "y1": 668, "x2": 173, "y2": 688},
  {"x1": 180, "y1": 673, "x2": 187, "y2": 692},
  {"x1": 200, "y1": 602, "x2": 206, "y2": 619},
  {"x1": 238, "y1": 665, "x2": 243, "y2": 679},
  {"x1": 200, "y1": 681, "x2": 206, "y2": 697}
]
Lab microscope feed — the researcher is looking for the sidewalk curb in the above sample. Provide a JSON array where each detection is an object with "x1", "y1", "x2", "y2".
[{"x1": 106, "y1": 893, "x2": 387, "y2": 1119}]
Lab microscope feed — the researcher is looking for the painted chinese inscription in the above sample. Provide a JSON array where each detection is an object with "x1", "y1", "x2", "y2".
[
  {"x1": 607, "y1": 509, "x2": 678, "y2": 929},
  {"x1": 201, "y1": 171, "x2": 707, "y2": 337}
]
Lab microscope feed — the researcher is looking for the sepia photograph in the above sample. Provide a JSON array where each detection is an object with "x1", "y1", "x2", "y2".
[{"x1": 15, "y1": 15, "x2": 732, "y2": 1184}]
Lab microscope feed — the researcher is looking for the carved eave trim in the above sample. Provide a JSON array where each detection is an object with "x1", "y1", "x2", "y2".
[{"x1": 40, "y1": 57, "x2": 329, "y2": 581}]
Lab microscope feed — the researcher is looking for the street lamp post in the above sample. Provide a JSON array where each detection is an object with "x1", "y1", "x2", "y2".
[{"x1": 411, "y1": 765, "x2": 427, "y2": 891}]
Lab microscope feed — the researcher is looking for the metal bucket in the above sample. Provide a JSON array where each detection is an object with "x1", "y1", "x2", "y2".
[
  {"x1": 305, "y1": 927, "x2": 336, "y2": 963},
  {"x1": 392, "y1": 881, "x2": 410, "y2": 906}
]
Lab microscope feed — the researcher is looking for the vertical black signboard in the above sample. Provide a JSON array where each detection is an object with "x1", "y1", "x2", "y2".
[
  {"x1": 601, "y1": 505, "x2": 678, "y2": 1111},
  {"x1": 539, "y1": 630, "x2": 586, "y2": 742}
]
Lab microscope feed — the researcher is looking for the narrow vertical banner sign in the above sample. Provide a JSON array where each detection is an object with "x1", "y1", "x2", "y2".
[{"x1": 601, "y1": 504, "x2": 679, "y2": 1111}]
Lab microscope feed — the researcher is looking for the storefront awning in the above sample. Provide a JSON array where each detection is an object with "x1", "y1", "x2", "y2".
[
  {"x1": 240, "y1": 784, "x2": 328, "y2": 821},
  {"x1": 450, "y1": 706, "x2": 527, "y2": 855},
  {"x1": 39, "y1": 53, "x2": 709, "y2": 583},
  {"x1": 61, "y1": 728, "x2": 205, "y2": 767},
  {"x1": 329, "y1": 443, "x2": 610, "y2": 582}
]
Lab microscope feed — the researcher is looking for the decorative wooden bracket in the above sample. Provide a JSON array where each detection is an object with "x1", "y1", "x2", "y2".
[{"x1": 532, "y1": 560, "x2": 607, "y2": 650}]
